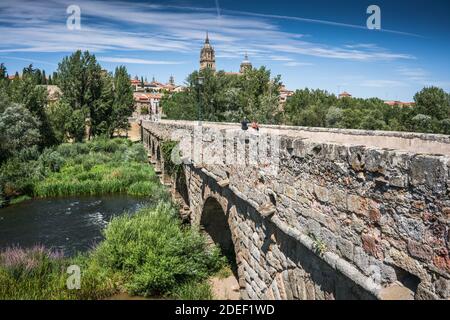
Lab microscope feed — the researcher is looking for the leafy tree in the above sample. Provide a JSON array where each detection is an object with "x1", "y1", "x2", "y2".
[
  {"x1": 0, "y1": 63, "x2": 6, "y2": 79},
  {"x1": 0, "y1": 104, "x2": 41, "y2": 162},
  {"x1": 325, "y1": 106, "x2": 343, "y2": 128},
  {"x1": 111, "y1": 66, "x2": 134, "y2": 136},
  {"x1": 66, "y1": 108, "x2": 88, "y2": 142},
  {"x1": 414, "y1": 87, "x2": 450, "y2": 120},
  {"x1": 8, "y1": 71, "x2": 57, "y2": 147},
  {"x1": 411, "y1": 114, "x2": 434, "y2": 133},
  {"x1": 56, "y1": 50, "x2": 103, "y2": 141},
  {"x1": 46, "y1": 101, "x2": 72, "y2": 143},
  {"x1": 91, "y1": 72, "x2": 115, "y2": 136},
  {"x1": 163, "y1": 66, "x2": 281, "y2": 123}
]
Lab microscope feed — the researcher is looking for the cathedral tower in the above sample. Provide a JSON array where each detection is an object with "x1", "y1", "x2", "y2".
[{"x1": 200, "y1": 32, "x2": 216, "y2": 72}]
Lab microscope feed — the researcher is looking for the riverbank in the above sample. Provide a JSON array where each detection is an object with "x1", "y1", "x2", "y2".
[
  {"x1": 0, "y1": 201, "x2": 228, "y2": 300},
  {"x1": 0, "y1": 138, "x2": 231, "y2": 300},
  {"x1": 0, "y1": 138, "x2": 167, "y2": 207}
]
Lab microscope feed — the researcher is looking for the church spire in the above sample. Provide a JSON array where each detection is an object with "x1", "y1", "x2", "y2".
[{"x1": 200, "y1": 31, "x2": 215, "y2": 72}]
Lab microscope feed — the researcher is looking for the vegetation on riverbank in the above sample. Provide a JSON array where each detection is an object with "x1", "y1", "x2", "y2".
[
  {"x1": 0, "y1": 138, "x2": 168, "y2": 206},
  {"x1": 0, "y1": 203, "x2": 226, "y2": 300}
]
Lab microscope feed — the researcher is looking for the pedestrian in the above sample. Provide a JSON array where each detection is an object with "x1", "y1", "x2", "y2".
[{"x1": 241, "y1": 118, "x2": 249, "y2": 131}]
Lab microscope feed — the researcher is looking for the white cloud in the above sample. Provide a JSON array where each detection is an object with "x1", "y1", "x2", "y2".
[
  {"x1": 283, "y1": 61, "x2": 313, "y2": 67},
  {"x1": 97, "y1": 57, "x2": 185, "y2": 65},
  {"x1": 360, "y1": 80, "x2": 409, "y2": 88},
  {"x1": 0, "y1": 0, "x2": 415, "y2": 63}
]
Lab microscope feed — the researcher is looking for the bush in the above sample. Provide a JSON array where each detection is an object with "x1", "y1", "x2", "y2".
[
  {"x1": 0, "y1": 157, "x2": 38, "y2": 197},
  {"x1": 0, "y1": 246, "x2": 117, "y2": 300},
  {"x1": 93, "y1": 203, "x2": 225, "y2": 297},
  {"x1": 171, "y1": 281, "x2": 213, "y2": 300}
]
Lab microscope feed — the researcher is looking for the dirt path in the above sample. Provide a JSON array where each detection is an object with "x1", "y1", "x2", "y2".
[
  {"x1": 127, "y1": 121, "x2": 142, "y2": 142},
  {"x1": 209, "y1": 275, "x2": 240, "y2": 300}
]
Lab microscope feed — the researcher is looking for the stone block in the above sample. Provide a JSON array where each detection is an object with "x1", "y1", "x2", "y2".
[
  {"x1": 407, "y1": 240, "x2": 434, "y2": 262},
  {"x1": 314, "y1": 185, "x2": 329, "y2": 203},
  {"x1": 361, "y1": 232, "x2": 384, "y2": 260},
  {"x1": 337, "y1": 237, "x2": 354, "y2": 261},
  {"x1": 434, "y1": 278, "x2": 450, "y2": 299}
]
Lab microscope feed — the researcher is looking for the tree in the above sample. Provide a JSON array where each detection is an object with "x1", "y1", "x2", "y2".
[
  {"x1": 414, "y1": 87, "x2": 450, "y2": 120},
  {"x1": 46, "y1": 101, "x2": 72, "y2": 143},
  {"x1": 325, "y1": 106, "x2": 343, "y2": 128},
  {"x1": 91, "y1": 72, "x2": 115, "y2": 136},
  {"x1": 0, "y1": 104, "x2": 41, "y2": 162},
  {"x1": 411, "y1": 114, "x2": 434, "y2": 133},
  {"x1": 0, "y1": 63, "x2": 6, "y2": 79},
  {"x1": 111, "y1": 66, "x2": 133, "y2": 136},
  {"x1": 7, "y1": 71, "x2": 57, "y2": 147},
  {"x1": 162, "y1": 66, "x2": 281, "y2": 123},
  {"x1": 56, "y1": 50, "x2": 103, "y2": 141}
]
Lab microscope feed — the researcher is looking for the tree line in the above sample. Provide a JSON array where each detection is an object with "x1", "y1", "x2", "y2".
[
  {"x1": 162, "y1": 67, "x2": 450, "y2": 135},
  {"x1": 0, "y1": 51, "x2": 134, "y2": 205},
  {"x1": 0, "y1": 51, "x2": 134, "y2": 164},
  {"x1": 162, "y1": 67, "x2": 282, "y2": 124}
]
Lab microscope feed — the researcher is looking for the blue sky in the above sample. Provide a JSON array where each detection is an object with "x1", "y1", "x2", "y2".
[{"x1": 0, "y1": 0, "x2": 449, "y2": 101}]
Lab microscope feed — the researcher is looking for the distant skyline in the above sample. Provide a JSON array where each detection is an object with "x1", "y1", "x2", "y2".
[{"x1": 1, "y1": 0, "x2": 449, "y2": 101}]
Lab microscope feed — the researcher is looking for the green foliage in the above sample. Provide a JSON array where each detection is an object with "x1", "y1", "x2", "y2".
[
  {"x1": 171, "y1": 281, "x2": 214, "y2": 300},
  {"x1": 162, "y1": 67, "x2": 281, "y2": 123},
  {"x1": 283, "y1": 88, "x2": 450, "y2": 135},
  {"x1": 111, "y1": 66, "x2": 134, "y2": 134},
  {"x1": 0, "y1": 203, "x2": 224, "y2": 300},
  {"x1": 91, "y1": 73, "x2": 115, "y2": 137},
  {"x1": 0, "y1": 247, "x2": 117, "y2": 300},
  {"x1": 0, "y1": 104, "x2": 41, "y2": 161},
  {"x1": 93, "y1": 203, "x2": 224, "y2": 297},
  {"x1": 8, "y1": 72, "x2": 57, "y2": 147},
  {"x1": 160, "y1": 140, "x2": 182, "y2": 177},
  {"x1": 54, "y1": 52, "x2": 134, "y2": 140},
  {"x1": 0, "y1": 138, "x2": 164, "y2": 206},
  {"x1": 46, "y1": 101, "x2": 73, "y2": 143},
  {"x1": 34, "y1": 141, "x2": 161, "y2": 199},
  {"x1": 414, "y1": 86, "x2": 450, "y2": 120}
]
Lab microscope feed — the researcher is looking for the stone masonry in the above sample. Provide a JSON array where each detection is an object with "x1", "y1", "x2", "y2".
[{"x1": 139, "y1": 119, "x2": 450, "y2": 300}]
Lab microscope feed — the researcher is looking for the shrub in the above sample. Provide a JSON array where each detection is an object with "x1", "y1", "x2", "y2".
[
  {"x1": 93, "y1": 203, "x2": 225, "y2": 297},
  {"x1": 171, "y1": 281, "x2": 213, "y2": 300}
]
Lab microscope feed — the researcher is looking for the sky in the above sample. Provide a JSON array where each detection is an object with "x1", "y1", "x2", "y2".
[{"x1": 0, "y1": 0, "x2": 449, "y2": 101}]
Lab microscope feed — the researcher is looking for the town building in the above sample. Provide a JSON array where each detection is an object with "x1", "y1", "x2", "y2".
[
  {"x1": 339, "y1": 91, "x2": 352, "y2": 99},
  {"x1": 279, "y1": 85, "x2": 294, "y2": 105},
  {"x1": 384, "y1": 100, "x2": 415, "y2": 108},
  {"x1": 133, "y1": 92, "x2": 163, "y2": 119}
]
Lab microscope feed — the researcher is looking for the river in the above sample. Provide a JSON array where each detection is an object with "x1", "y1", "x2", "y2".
[{"x1": 0, "y1": 195, "x2": 150, "y2": 256}]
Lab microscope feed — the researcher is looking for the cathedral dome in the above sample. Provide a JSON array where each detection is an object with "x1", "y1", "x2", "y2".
[{"x1": 240, "y1": 53, "x2": 252, "y2": 73}]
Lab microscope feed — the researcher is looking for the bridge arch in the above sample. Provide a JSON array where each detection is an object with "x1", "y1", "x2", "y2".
[{"x1": 200, "y1": 196, "x2": 238, "y2": 275}]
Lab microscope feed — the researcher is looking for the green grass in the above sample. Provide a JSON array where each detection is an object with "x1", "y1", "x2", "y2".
[
  {"x1": 0, "y1": 137, "x2": 226, "y2": 300},
  {"x1": 32, "y1": 138, "x2": 161, "y2": 199},
  {"x1": 0, "y1": 204, "x2": 225, "y2": 300},
  {"x1": 9, "y1": 195, "x2": 32, "y2": 205}
]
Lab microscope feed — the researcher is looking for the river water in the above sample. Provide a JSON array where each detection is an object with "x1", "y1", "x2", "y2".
[{"x1": 0, "y1": 195, "x2": 149, "y2": 256}]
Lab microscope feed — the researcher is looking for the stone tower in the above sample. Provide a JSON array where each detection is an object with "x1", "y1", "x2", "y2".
[
  {"x1": 240, "y1": 52, "x2": 252, "y2": 73},
  {"x1": 200, "y1": 32, "x2": 216, "y2": 72}
]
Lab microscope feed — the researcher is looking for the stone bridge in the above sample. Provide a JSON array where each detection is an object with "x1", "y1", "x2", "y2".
[{"x1": 137, "y1": 119, "x2": 450, "y2": 300}]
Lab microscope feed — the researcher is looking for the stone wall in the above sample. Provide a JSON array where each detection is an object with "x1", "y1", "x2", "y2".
[{"x1": 140, "y1": 119, "x2": 450, "y2": 300}]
